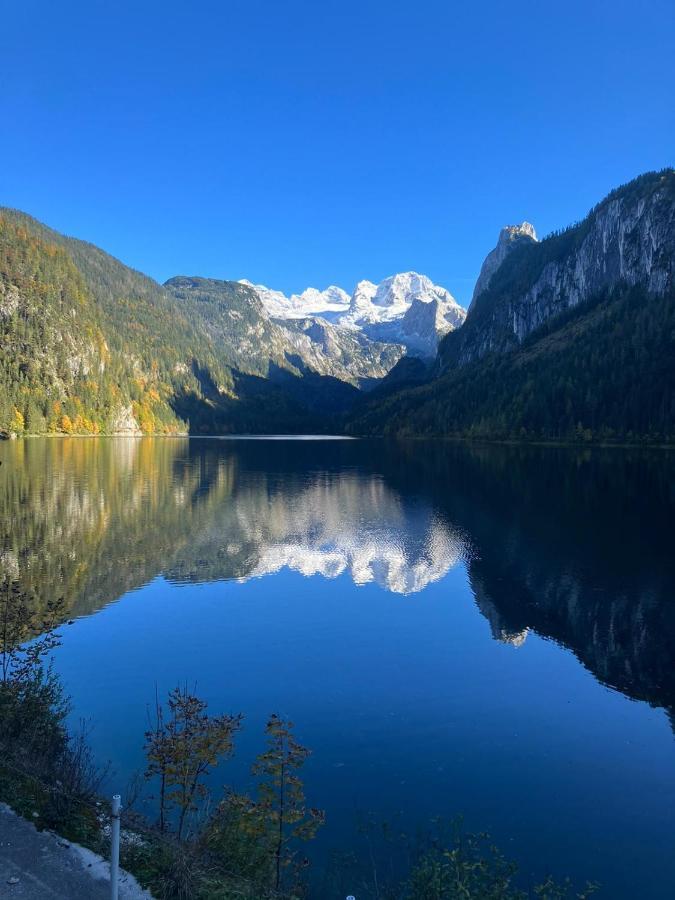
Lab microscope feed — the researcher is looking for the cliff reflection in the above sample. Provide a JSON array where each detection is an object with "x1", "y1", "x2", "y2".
[{"x1": 386, "y1": 442, "x2": 675, "y2": 715}]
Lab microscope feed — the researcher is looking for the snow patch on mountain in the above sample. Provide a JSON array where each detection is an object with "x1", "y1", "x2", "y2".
[{"x1": 239, "y1": 280, "x2": 349, "y2": 319}]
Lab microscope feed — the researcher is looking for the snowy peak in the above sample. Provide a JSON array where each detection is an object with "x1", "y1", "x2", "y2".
[
  {"x1": 348, "y1": 280, "x2": 378, "y2": 314},
  {"x1": 345, "y1": 271, "x2": 462, "y2": 317},
  {"x1": 340, "y1": 272, "x2": 466, "y2": 357},
  {"x1": 238, "y1": 280, "x2": 350, "y2": 319},
  {"x1": 241, "y1": 271, "x2": 466, "y2": 358},
  {"x1": 238, "y1": 279, "x2": 291, "y2": 318},
  {"x1": 293, "y1": 285, "x2": 350, "y2": 308},
  {"x1": 374, "y1": 272, "x2": 447, "y2": 309}
]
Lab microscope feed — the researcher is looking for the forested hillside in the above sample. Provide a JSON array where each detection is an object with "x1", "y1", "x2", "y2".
[
  {"x1": 0, "y1": 215, "x2": 131, "y2": 435},
  {"x1": 0, "y1": 211, "x2": 364, "y2": 436},
  {"x1": 348, "y1": 283, "x2": 675, "y2": 442}
]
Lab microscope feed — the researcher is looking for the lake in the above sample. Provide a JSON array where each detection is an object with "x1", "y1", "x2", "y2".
[{"x1": 1, "y1": 437, "x2": 674, "y2": 897}]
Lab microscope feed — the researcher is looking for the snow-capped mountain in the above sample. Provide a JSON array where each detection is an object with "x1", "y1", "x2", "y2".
[
  {"x1": 240, "y1": 272, "x2": 466, "y2": 358},
  {"x1": 166, "y1": 276, "x2": 403, "y2": 390},
  {"x1": 240, "y1": 280, "x2": 350, "y2": 319},
  {"x1": 342, "y1": 272, "x2": 460, "y2": 325},
  {"x1": 340, "y1": 273, "x2": 466, "y2": 357}
]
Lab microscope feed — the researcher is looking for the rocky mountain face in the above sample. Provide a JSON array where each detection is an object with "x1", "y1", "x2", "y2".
[
  {"x1": 340, "y1": 272, "x2": 466, "y2": 357},
  {"x1": 470, "y1": 222, "x2": 537, "y2": 304},
  {"x1": 166, "y1": 276, "x2": 404, "y2": 389},
  {"x1": 242, "y1": 271, "x2": 466, "y2": 358},
  {"x1": 349, "y1": 169, "x2": 675, "y2": 443},
  {"x1": 164, "y1": 276, "x2": 289, "y2": 383},
  {"x1": 444, "y1": 170, "x2": 675, "y2": 368},
  {"x1": 280, "y1": 317, "x2": 403, "y2": 387}
]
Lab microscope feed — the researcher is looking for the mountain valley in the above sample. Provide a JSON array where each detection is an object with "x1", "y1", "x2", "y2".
[{"x1": 1, "y1": 168, "x2": 673, "y2": 443}]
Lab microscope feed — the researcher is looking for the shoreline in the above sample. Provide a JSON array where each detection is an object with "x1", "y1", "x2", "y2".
[{"x1": 2, "y1": 432, "x2": 673, "y2": 450}]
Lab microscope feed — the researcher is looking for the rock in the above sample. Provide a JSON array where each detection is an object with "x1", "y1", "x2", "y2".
[
  {"x1": 165, "y1": 276, "x2": 405, "y2": 388},
  {"x1": 471, "y1": 222, "x2": 538, "y2": 304},
  {"x1": 111, "y1": 404, "x2": 142, "y2": 436},
  {"x1": 340, "y1": 272, "x2": 466, "y2": 358}
]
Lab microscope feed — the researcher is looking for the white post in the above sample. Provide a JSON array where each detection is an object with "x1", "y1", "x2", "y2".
[{"x1": 110, "y1": 794, "x2": 121, "y2": 900}]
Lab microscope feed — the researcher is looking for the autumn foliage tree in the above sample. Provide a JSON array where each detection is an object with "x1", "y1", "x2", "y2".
[{"x1": 144, "y1": 685, "x2": 242, "y2": 839}]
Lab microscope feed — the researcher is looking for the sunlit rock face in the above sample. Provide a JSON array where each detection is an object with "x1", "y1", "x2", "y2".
[
  {"x1": 338, "y1": 273, "x2": 466, "y2": 358},
  {"x1": 453, "y1": 172, "x2": 675, "y2": 367},
  {"x1": 471, "y1": 222, "x2": 538, "y2": 306}
]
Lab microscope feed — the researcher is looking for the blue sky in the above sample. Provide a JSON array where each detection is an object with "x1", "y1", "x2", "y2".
[{"x1": 2, "y1": 0, "x2": 673, "y2": 306}]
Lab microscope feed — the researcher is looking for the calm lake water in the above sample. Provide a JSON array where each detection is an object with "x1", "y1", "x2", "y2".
[{"x1": 2, "y1": 437, "x2": 675, "y2": 897}]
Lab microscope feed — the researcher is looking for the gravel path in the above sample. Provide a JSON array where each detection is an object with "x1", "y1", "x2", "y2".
[{"x1": 0, "y1": 804, "x2": 151, "y2": 899}]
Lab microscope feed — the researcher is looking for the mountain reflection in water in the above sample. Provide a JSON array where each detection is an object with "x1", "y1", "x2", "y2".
[{"x1": 1, "y1": 437, "x2": 674, "y2": 720}]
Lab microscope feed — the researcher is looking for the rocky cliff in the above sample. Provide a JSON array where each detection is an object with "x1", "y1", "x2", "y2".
[
  {"x1": 470, "y1": 222, "x2": 537, "y2": 304},
  {"x1": 445, "y1": 170, "x2": 675, "y2": 367}
]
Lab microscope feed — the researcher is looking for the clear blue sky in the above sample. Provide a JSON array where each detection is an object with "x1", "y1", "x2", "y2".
[{"x1": 2, "y1": 0, "x2": 673, "y2": 305}]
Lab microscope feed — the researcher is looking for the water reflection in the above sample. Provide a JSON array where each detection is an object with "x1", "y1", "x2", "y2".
[{"x1": 1, "y1": 437, "x2": 674, "y2": 717}]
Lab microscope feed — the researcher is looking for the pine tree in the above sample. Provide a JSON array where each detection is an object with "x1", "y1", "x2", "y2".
[{"x1": 249, "y1": 714, "x2": 325, "y2": 891}]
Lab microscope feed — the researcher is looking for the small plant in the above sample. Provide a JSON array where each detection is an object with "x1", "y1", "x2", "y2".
[{"x1": 0, "y1": 579, "x2": 103, "y2": 843}]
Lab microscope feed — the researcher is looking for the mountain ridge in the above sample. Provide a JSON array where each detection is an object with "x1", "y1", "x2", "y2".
[
  {"x1": 348, "y1": 169, "x2": 675, "y2": 443},
  {"x1": 441, "y1": 169, "x2": 674, "y2": 370}
]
